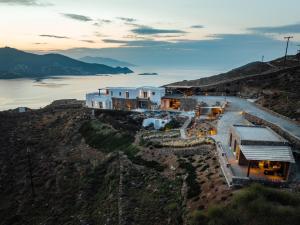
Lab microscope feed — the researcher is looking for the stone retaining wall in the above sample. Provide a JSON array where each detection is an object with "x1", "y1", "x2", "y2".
[{"x1": 156, "y1": 145, "x2": 212, "y2": 156}]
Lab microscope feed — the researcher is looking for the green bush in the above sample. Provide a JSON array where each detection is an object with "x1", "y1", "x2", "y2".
[
  {"x1": 178, "y1": 161, "x2": 201, "y2": 199},
  {"x1": 80, "y1": 120, "x2": 166, "y2": 172},
  {"x1": 191, "y1": 184, "x2": 300, "y2": 225},
  {"x1": 129, "y1": 155, "x2": 165, "y2": 172},
  {"x1": 189, "y1": 210, "x2": 208, "y2": 225},
  {"x1": 164, "y1": 119, "x2": 181, "y2": 130},
  {"x1": 80, "y1": 120, "x2": 134, "y2": 153}
]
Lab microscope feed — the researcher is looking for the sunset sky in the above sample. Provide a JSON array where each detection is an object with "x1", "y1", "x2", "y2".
[{"x1": 1, "y1": 0, "x2": 300, "y2": 66}]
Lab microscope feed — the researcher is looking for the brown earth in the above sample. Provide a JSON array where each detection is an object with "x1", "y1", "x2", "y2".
[{"x1": 0, "y1": 101, "x2": 231, "y2": 225}]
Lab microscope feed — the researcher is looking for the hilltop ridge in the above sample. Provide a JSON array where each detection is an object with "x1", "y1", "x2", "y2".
[
  {"x1": 169, "y1": 54, "x2": 300, "y2": 121},
  {"x1": 0, "y1": 47, "x2": 133, "y2": 79}
]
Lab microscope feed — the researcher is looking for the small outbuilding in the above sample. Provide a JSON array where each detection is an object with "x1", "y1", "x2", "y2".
[
  {"x1": 160, "y1": 95, "x2": 197, "y2": 111},
  {"x1": 229, "y1": 125, "x2": 295, "y2": 181}
]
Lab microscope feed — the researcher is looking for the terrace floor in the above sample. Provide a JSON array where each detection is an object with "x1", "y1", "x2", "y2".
[{"x1": 238, "y1": 166, "x2": 284, "y2": 182}]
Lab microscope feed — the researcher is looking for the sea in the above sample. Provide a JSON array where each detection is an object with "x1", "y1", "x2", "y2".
[{"x1": 0, "y1": 66, "x2": 224, "y2": 111}]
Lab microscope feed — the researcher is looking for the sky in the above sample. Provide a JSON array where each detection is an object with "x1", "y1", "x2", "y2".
[{"x1": 1, "y1": 0, "x2": 300, "y2": 68}]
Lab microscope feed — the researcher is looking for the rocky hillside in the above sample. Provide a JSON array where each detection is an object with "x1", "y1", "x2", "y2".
[
  {"x1": 0, "y1": 47, "x2": 133, "y2": 79},
  {"x1": 0, "y1": 101, "x2": 183, "y2": 225},
  {"x1": 1, "y1": 101, "x2": 299, "y2": 225},
  {"x1": 169, "y1": 54, "x2": 300, "y2": 121}
]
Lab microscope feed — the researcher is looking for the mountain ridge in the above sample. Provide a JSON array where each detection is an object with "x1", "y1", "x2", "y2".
[
  {"x1": 168, "y1": 54, "x2": 300, "y2": 121},
  {"x1": 0, "y1": 47, "x2": 133, "y2": 79},
  {"x1": 79, "y1": 56, "x2": 135, "y2": 67}
]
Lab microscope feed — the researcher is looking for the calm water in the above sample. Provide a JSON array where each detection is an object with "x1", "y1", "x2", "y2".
[{"x1": 0, "y1": 67, "x2": 222, "y2": 110}]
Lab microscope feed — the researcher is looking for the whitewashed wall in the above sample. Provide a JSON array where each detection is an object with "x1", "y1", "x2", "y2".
[
  {"x1": 86, "y1": 93, "x2": 112, "y2": 109},
  {"x1": 106, "y1": 86, "x2": 165, "y2": 105},
  {"x1": 86, "y1": 86, "x2": 165, "y2": 109}
]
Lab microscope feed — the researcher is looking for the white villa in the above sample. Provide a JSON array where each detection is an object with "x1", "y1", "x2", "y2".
[{"x1": 86, "y1": 86, "x2": 165, "y2": 110}]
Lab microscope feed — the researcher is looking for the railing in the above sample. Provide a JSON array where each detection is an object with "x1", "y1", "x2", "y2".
[{"x1": 215, "y1": 141, "x2": 234, "y2": 187}]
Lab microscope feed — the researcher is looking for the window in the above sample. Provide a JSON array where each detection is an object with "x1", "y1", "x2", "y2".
[
  {"x1": 99, "y1": 102, "x2": 103, "y2": 109},
  {"x1": 143, "y1": 91, "x2": 148, "y2": 98},
  {"x1": 233, "y1": 140, "x2": 237, "y2": 152},
  {"x1": 119, "y1": 92, "x2": 122, "y2": 96},
  {"x1": 152, "y1": 92, "x2": 155, "y2": 96},
  {"x1": 126, "y1": 91, "x2": 129, "y2": 99},
  {"x1": 111, "y1": 91, "x2": 113, "y2": 96},
  {"x1": 229, "y1": 134, "x2": 232, "y2": 147}
]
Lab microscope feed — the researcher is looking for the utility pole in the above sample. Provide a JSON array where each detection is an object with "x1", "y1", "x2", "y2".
[
  {"x1": 27, "y1": 145, "x2": 35, "y2": 198},
  {"x1": 283, "y1": 36, "x2": 293, "y2": 66}
]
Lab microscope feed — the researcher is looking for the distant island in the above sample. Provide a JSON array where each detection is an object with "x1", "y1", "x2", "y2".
[
  {"x1": 79, "y1": 56, "x2": 135, "y2": 68},
  {"x1": 138, "y1": 72, "x2": 158, "y2": 76},
  {"x1": 0, "y1": 47, "x2": 133, "y2": 79}
]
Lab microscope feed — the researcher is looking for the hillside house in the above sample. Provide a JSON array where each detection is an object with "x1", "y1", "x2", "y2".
[
  {"x1": 86, "y1": 86, "x2": 165, "y2": 110},
  {"x1": 229, "y1": 125, "x2": 295, "y2": 181}
]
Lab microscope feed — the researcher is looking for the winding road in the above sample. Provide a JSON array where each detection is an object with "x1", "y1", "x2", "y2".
[
  {"x1": 193, "y1": 96, "x2": 300, "y2": 180},
  {"x1": 194, "y1": 96, "x2": 300, "y2": 139}
]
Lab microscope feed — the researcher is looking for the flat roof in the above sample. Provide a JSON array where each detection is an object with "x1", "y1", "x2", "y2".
[
  {"x1": 104, "y1": 86, "x2": 164, "y2": 90},
  {"x1": 234, "y1": 125, "x2": 286, "y2": 143},
  {"x1": 240, "y1": 145, "x2": 295, "y2": 163},
  {"x1": 165, "y1": 85, "x2": 195, "y2": 88}
]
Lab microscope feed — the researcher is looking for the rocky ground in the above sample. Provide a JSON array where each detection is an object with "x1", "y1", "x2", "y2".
[{"x1": 0, "y1": 101, "x2": 232, "y2": 225}]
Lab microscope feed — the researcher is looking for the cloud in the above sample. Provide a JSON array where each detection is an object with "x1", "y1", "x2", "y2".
[
  {"x1": 118, "y1": 17, "x2": 136, "y2": 22},
  {"x1": 153, "y1": 34, "x2": 185, "y2": 38},
  {"x1": 102, "y1": 39, "x2": 128, "y2": 44},
  {"x1": 57, "y1": 33, "x2": 296, "y2": 69},
  {"x1": 34, "y1": 42, "x2": 47, "y2": 44},
  {"x1": 122, "y1": 34, "x2": 149, "y2": 40},
  {"x1": 62, "y1": 13, "x2": 92, "y2": 22},
  {"x1": 131, "y1": 26, "x2": 187, "y2": 35},
  {"x1": 81, "y1": 40, "x2": 95, "y2": 43},
  {"x1": 94, "y1": 32, "x2": 108, "y2": 38},
  {"x1": 40, "y1": 34, "x2": 69, "y2": 39},
  {"x1": 248, "y1": 23, "x2": 300, "y2": 34},
  {"x1": 102, "y1": 39, "x2": 171, "y2": 47},
  {"x1": 101, "y1": 19, "x2": 112, "y2": 23},
  {"x1": 190, "y1": 25, "x2": 204, "y2": 29},
  {"x1": 0, "y1": 0, "x2": 52, "y2": 6},
  {"x1": 93, "y1": 19, "x2": 112, "y2": 27}
]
